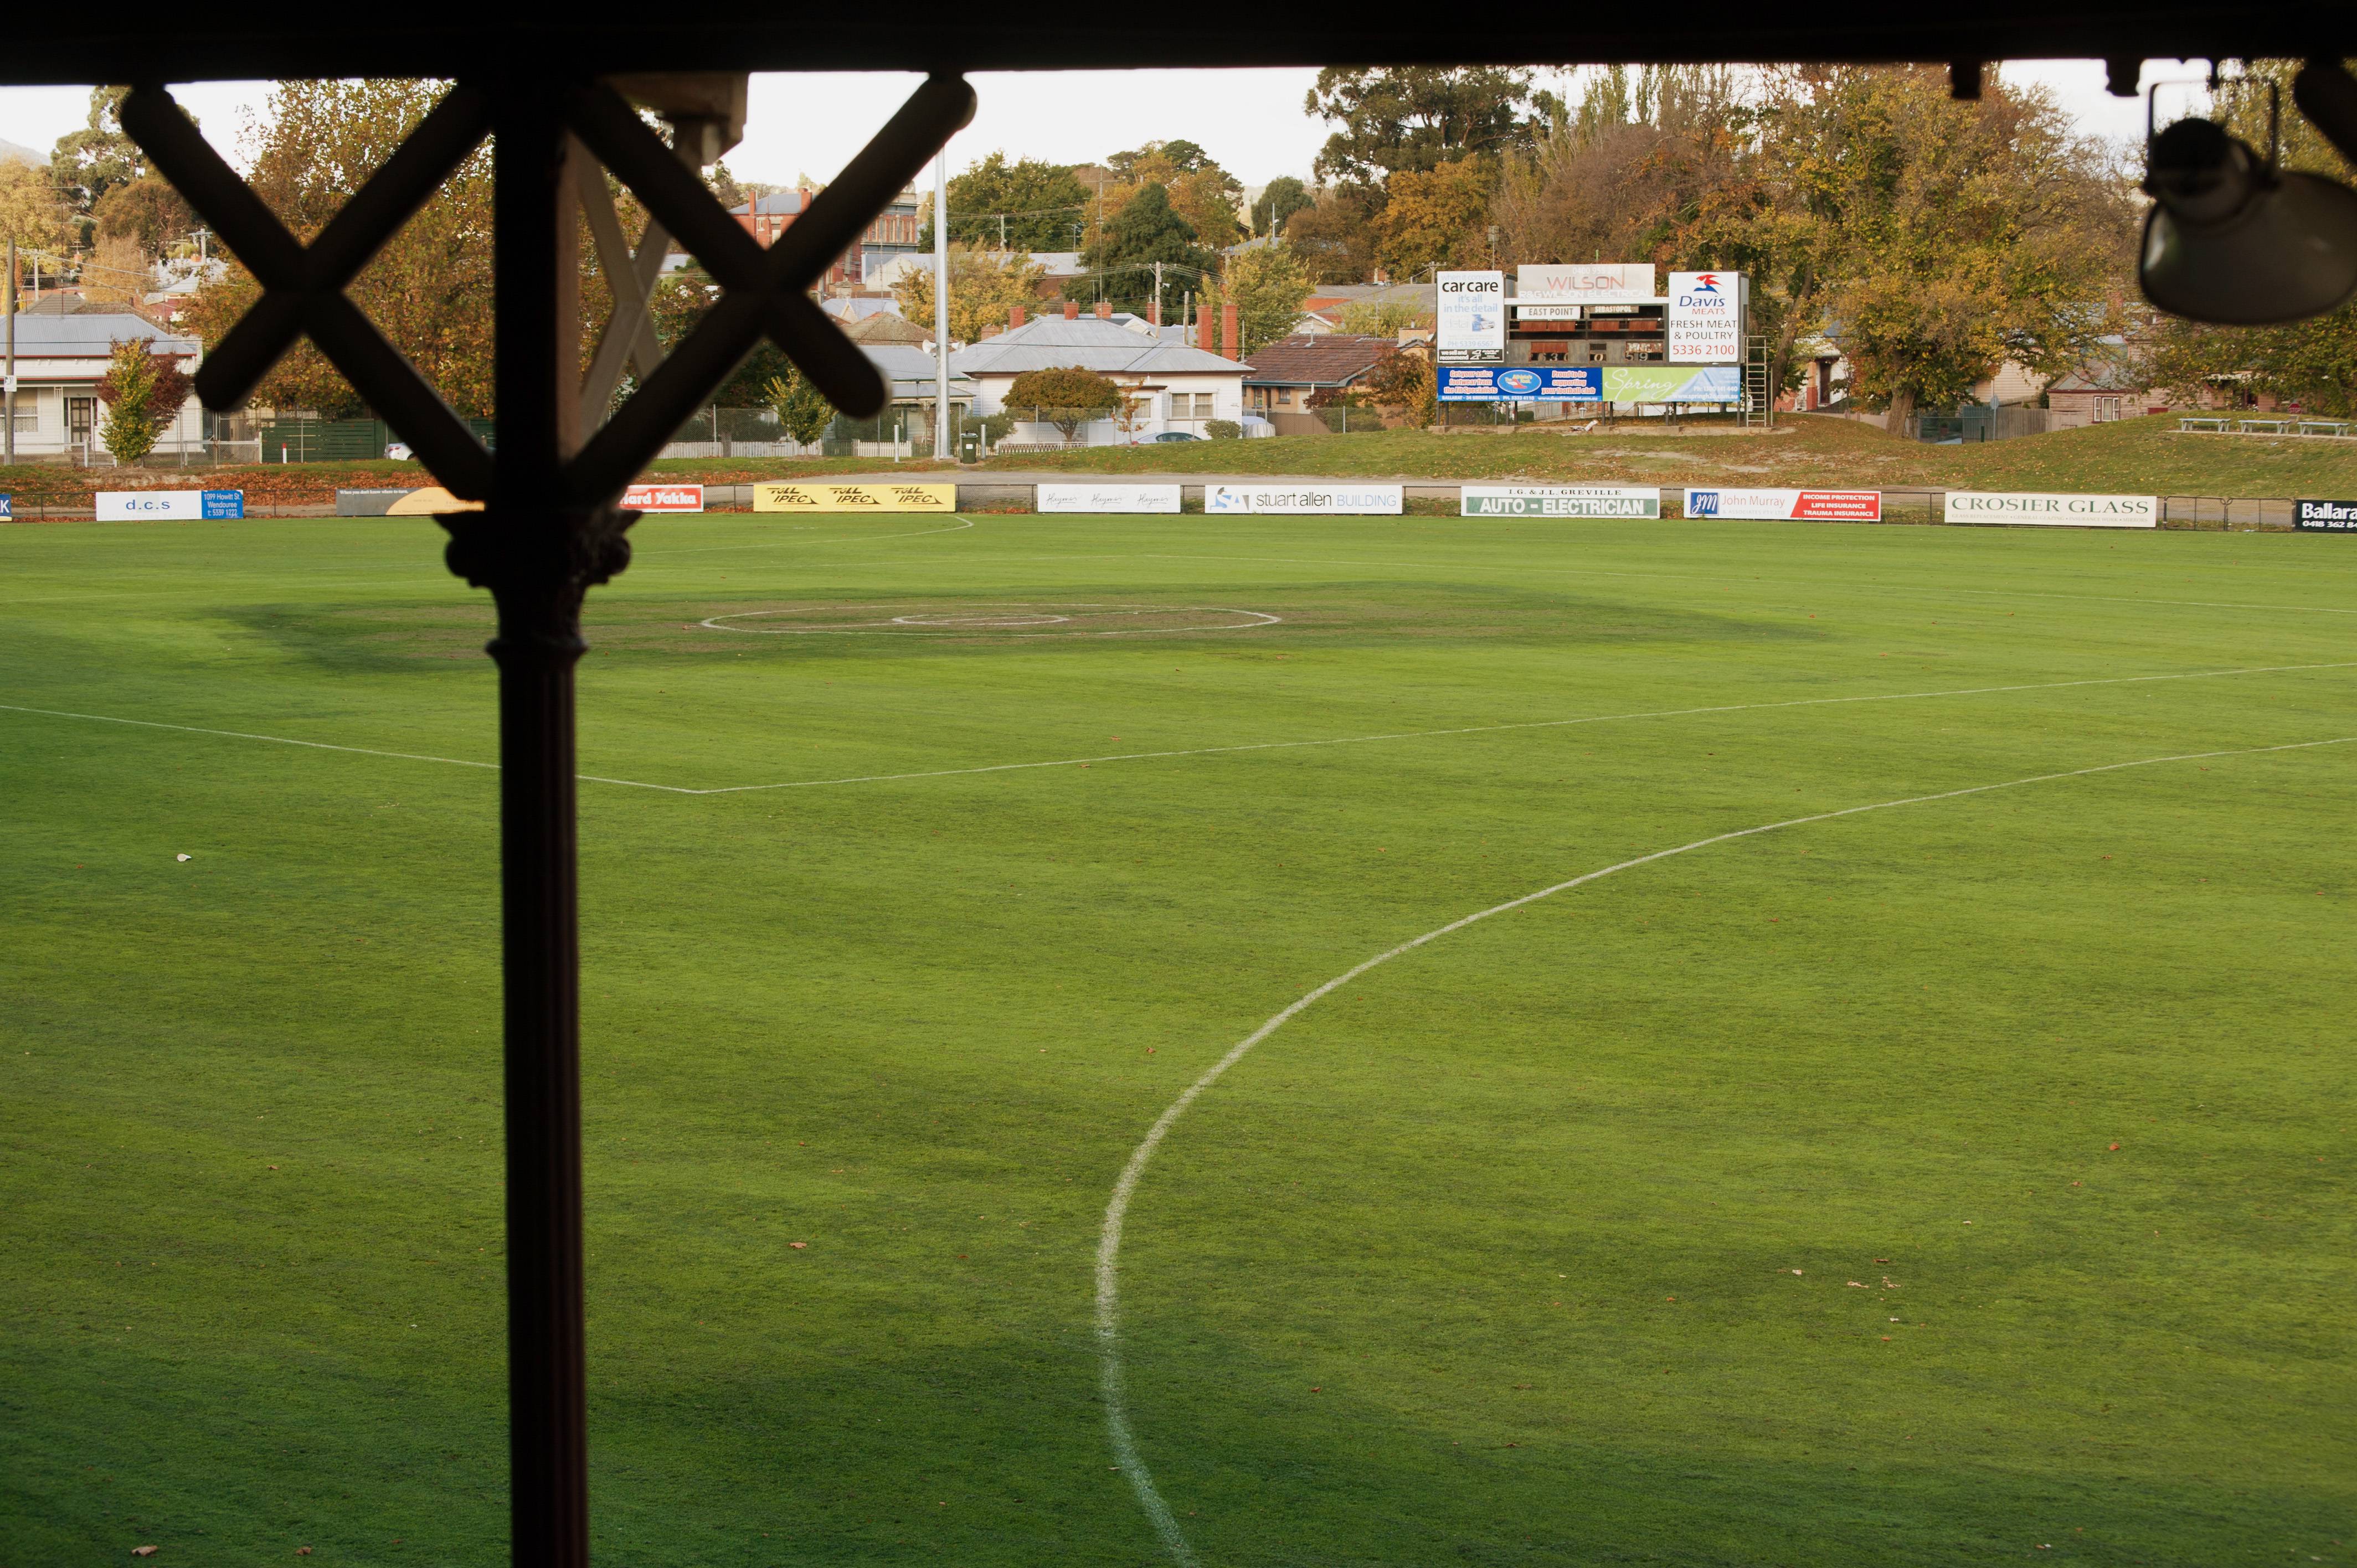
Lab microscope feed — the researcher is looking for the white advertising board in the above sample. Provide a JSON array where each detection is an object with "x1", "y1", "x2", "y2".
[
  {"x1": 1435, "y1": 271, "x2": 1505, "y2": 363},
  {"x1": 1206, "y1": 484, "x2": 1403, "y2": 515},
  {"x1": 1683, "y1": 487, "x2": 1882, "y2": 521},
  {"x1": 1037, "y1": 483, "x2": 1182, "y2": 513},
  {"x1": 1461, "y1": 485, "x2": 1660, "y2": 519},
  {"x1": 1517, "y1": 262, "x2": 1656, "y2": 303},
  {"x1": 1667, "y1": 271, "x2": 1743, "y2": 363},
  {"x1": 1943, "y1": 491, "x2": 2158, "y2": 527},
  {"x1": 95, "y1": 489, "x2": 245, "y2": 520}
]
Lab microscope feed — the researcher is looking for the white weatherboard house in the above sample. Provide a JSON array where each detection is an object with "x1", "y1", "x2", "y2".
[
  {"x1": 4, "y1": 307, "x2": 204, "y2": 461},
  {"x1": 949, "y1": 314, "x2": 1250, "y2": 444}
]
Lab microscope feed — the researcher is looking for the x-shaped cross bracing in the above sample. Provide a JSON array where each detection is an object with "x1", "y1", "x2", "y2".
[{"x1": 120, "y1": 75, "x2": 974, "y2": 506}]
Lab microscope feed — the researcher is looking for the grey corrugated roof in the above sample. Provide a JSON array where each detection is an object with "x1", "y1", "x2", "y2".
[
  {"x1": 5, "y1": 312, "x2": 197, "y2": 354},
  {"x1": 863, "y1": 344, "x2": 975, "y2": 395},
  {"x1": 950, "y1": 316, "x2": 1248, "y2": 376}
]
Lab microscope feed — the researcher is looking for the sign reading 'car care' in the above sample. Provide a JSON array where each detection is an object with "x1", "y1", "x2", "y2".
[
  {"x1": 1943, "y1": 491, "x2": 2157, "y2": 527},
  {"x1": 1461, "y1": 486, "x2": 1660, "y2": 519},
  {"x1": 1037, "y1": 483, "x2": 1182, "y2": 513},
  {"x1": 1206, "y1": 484, "x2": 1403, "y2": 515},
  {"x1": 2296, "y1": 498, "x2": 2357, "y2": 531},
  {"x1": 1435, "y1": 271, "x2": 1505, "y2": 363},
  {"x1": 753, "y1": 482, "x2": 955, "y2": 513},
  {"x1": 621, "y1": 483, "x2": 706, "y2": 512},
  {"x1": 1684, "y1": 488, "x2": 1881, "y2": 521},
  {"x1": 95, "y1": 490, "x2": 244, "y2": 520}
]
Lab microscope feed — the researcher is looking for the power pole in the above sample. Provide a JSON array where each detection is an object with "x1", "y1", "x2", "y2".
[
  {"x1": 933, "y1": 149, "x2": 951, "y2": 461},
  {"x1": 1152, "y1": 260, "x2": 1162, "y2": 326}
]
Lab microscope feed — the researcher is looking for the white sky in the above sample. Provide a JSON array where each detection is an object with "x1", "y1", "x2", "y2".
[{"x1": 0, "y1": 61, "x2": 2189, "y2": 195}]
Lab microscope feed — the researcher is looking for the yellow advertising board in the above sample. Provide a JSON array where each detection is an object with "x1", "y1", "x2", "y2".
[{"x1": 753, "y1": 482, "x2": 958, "y2": 513}]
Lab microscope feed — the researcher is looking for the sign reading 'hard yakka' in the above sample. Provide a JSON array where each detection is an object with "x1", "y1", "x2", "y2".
[
  {"x1": 621, "y1": 483, "x2": 705, "y2": 512},
  {"x1": 1943, "y1": 491, "x2": 2158, "y2": 527},
  {"x1": 1462, "y1": 486, "x2": 1661, "y2": 519}
]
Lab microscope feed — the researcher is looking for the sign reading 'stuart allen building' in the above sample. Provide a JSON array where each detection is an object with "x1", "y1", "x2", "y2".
[{"x1": 1943, "y1": 491, "x2": 2158, "y2": 527}]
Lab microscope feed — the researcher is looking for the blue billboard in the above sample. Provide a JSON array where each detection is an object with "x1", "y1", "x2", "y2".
[{"x1": 1438, "y1": 365, "x2": 1603, "y2": 402}]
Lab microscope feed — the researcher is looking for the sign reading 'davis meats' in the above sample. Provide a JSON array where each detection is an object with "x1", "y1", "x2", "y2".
[
  {"x1": 95, "y1": 489, "x2": 245, "y2": 520},
  {"x1": 1206, "y1": 484, "x2": 1403, "y2": 515},
  {"x1": 1435, "y1": 271, "x2": 1505, "y2": 363},
  {"x1": 2296, "y1": 498, "x2": 2357, "y2": 532},
  {"x1": 1037, "y1": 483, "x2": 1182, "y2": 513},
  {"x1": 1462, "y1": 486, "x2": 1660, "y2": 519},
  {"x1": 754, "y1": 482, "x2": 956, "y2": 513},
  {"x1": 621, "y1": 483, "x2": 706, "y2": 512},
  {"x1": 1666, "y1": 271, "x2": 1743, "y2": 363},
  {"x1": 1684, "y1": 488, "x2": 1882, "y2": 521},
  {"x1": 1943, "y1": 491, "x2": 2157, "y2": 527},
  {"x1": 1516, "y1": 262, "x2": 1656, "y2": 304},
  {"x1": 1439, "y1": 365, "x2": 1604, "y2": 402}
]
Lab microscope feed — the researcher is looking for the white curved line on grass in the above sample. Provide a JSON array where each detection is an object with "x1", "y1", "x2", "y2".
[
  {"x1": 681, "y1": 661, "x2": 2354, "y2": 795},
  {"x1": 697, "y1": 601, "x2": 1281, "y2": 638},
  {"x1": 8, "y1": 661, "x2": 2348, "y2": 799},
  {"x1": 1094, "y1": 733, "x2": 2356, "y2": 1565}
]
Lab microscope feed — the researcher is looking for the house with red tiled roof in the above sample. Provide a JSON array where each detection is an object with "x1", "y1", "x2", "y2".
[{"x1": 1241, "y1": 334, "x2": 1395, "y2": 432}]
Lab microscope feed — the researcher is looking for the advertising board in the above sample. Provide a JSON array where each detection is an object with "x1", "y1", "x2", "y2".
[
  {"x1": 754, "y1": 482, "x2": 957, "y2": 513},
  {"x1": 1439, "y1": 365, "x2": 1603, "y2": 402},
  {"x1": 1666, "y1": 271, "x2": 1743, "y2": 363},
  {"x1": 1435, "y1": 271, "x2": 1505, "y2": 363},
  {"x1": 1516, "y1": 262, "x2": 1656, "y2": 303},
  {"x1": 0, "y1": 494, "x2": 11, "y2": 520},
  {"x1": 1461, "y1": 485, "x2": 1660, "y2": 519},
  {"x1": 1682, "y1": 488, "x2": 1882, "y2": 521},
  {"x1": 1601, "y1": 365, "x2": 1742, "y2": 404},
  {"x1": 621, "y1": 483, "x2": 706, "y2": 512},
  {"x1": 1037, "y1": 483, "x2": 1183, "y2": 513},
  {"x1": 1510, "y1": 303, "x2": 1584, "y2": 321},
  {"x1": 2296, "y1": 498, "x2": 2357, "y2": 532},
  {"x1": 95, "y1": 489, "x2": 245, "y2": 520},
  {"x1": 1942, "y1": 491, "x2": 2157, "y2": 527},
  {"x1": 1205, "y1": 484, "x2": 1403, "y2": 515}
]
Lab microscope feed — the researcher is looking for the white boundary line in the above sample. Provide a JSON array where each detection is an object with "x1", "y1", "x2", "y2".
[
  {"x1": 6, "y1": 662, "x2": 2350, "y2": 798},
  {"x1": 698, "y1": 601, "x2": 1282, "y2": 638},
  {"x1": 1092, "y1": 733, "x2": 2357, "y2": 1566},
  {"x1": 644, "y1": 513, "x2": 978, "y2": 556}
]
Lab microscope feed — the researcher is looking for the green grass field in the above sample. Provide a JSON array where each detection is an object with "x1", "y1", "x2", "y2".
[{"x1": 3, "y1": 508, "x2": 2352, "y2": 1567}]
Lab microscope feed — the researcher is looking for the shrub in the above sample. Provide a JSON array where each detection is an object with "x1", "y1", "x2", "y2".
[{"x1": 1205, "y1": 419, "x2": 1242, "y2": 440}]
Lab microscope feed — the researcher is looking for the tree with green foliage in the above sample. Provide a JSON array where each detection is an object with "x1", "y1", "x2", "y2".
[
  {"x1": 96, "y1": 337, "x2": 191, "y2": 462},
  {"x1": 1283, "y1": 185, "x2": 1382, "y2": 283},
  {"x1": 49, "y1": 87, "x2": 145, "y2": 246},
  {"x1": 1201, "y1": 243, "x2": 1316, "y2": 359},
  {"x1": 649, "y1": 267, "x2": 794, "y2": 408},
  {"x1": 763, "y1": 365, "x2": 835, "y2": 446},
  {"x1": 889, "y1": 247, "x2": 1049, "y2": 342},
  {"x1": 1005, "y1": 365, "x2": 1124, "y2": 439},
  {"x1": 1336, "y1": 298, "x2": 1428, "y2": 338},
  {"x1": 922, "y1": 152, "x2": 1089, "y2": 251},
  {"x1": 1252, "y1": 177, "x2": 1313, "y2": 239},
  {"x1": 1078, "y1": 183, "x2": 1214, "y2": 315},
  {"x1": 93, "y1": 176, "x2": 194, "y2": 260},
  {"x1": 1307, "y1": 67, "x2": 1552, "y2": 184},
  {"x1": 1364, "y1": 342, "x2": 1435, "y2": 426}
]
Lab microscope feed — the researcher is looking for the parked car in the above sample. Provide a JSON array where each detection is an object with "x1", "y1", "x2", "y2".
[
  {"x1": 1151, "y1": 430, "x2": 1205, "y2": 442},
  {"x1": 385, "y1": 442, "x2": 414, "y2": 460}
]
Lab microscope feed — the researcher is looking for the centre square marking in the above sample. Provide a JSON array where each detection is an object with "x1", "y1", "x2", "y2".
[{"x1": 696, "y1": 602, "x2": 1283, "y2": 638}]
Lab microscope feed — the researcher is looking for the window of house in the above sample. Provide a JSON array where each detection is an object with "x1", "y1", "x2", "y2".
[
  {"x1": 1189, "y1": 393, "x2": 1214, "y2": 418},
  {"x1": 6, "y1": 390, "x2": 32, "y2": 432}
]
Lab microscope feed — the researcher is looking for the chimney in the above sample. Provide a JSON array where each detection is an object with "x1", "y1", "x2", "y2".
[
  {"x1": 1095, "y1": 300, "x2": 1113, "y2": 319},
  {"x1": 1221, "y1": 300, "x2": 1239, "y2": 361},
  {"x1": 1010, "y1": 305, "x2": 1026, "y2": 328},
  {"x1": 1197, "y1": 305, "x2": 1213, "y2": 353},
  {"x1": 1063, "y1": 300, "x2": 1080, "y2": 320}
]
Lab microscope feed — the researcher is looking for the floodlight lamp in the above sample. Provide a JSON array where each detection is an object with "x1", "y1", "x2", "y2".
[{"x1": 2138, "y1": 106, "x2": 2357, "y2": 324}]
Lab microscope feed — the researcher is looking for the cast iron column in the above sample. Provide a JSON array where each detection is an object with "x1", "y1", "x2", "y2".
[{"x1": 440, "y1": 76, "x2": 631, "y2": 1568}]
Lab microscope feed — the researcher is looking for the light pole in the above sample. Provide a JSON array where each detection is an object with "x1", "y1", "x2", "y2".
[{"x1": 933, "y1": 148, "x2": 950, "y2": 460}]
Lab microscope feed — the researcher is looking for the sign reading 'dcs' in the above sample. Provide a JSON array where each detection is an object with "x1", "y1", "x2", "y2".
[
  {"x1": 754, "y1": 482, "x2": 956, "y2": 513},
  {"x1": 96, "y1": 489, "x2": 245, "y2": 520}
]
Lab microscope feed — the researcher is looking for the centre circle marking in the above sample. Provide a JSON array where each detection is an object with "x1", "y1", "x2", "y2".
[{"x1": 697, "y1": 602, "x2": 1282, "y2": 638}]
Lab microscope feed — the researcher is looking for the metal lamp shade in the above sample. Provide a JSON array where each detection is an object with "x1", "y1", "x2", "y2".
[{"x1": 2140, "y1": 169, "x2": 2357, "y2": 325}]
